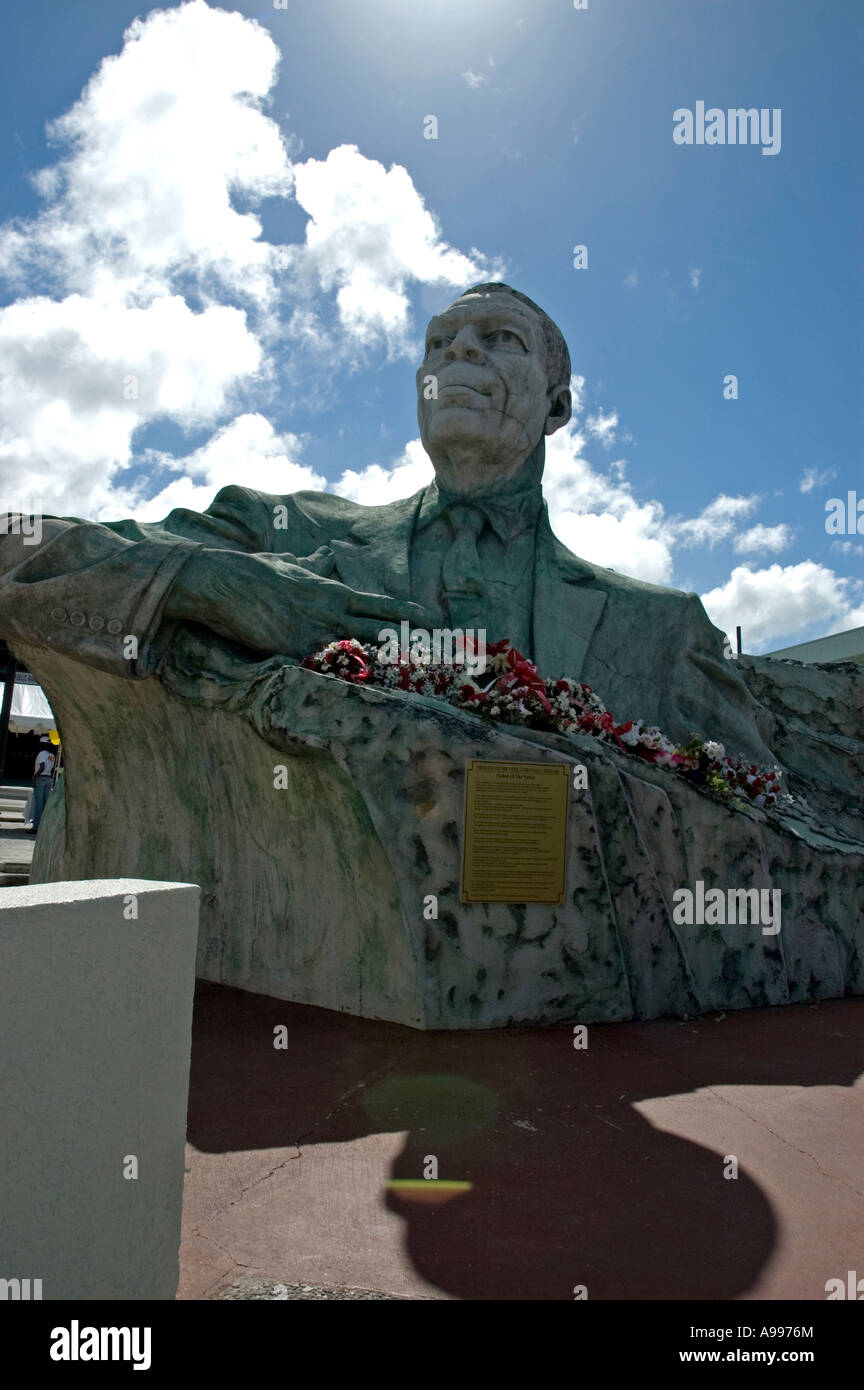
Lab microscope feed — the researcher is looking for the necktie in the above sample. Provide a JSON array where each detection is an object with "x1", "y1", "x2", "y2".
[{"x1": 441, "y1": 504, "x2": 488, "y2": 627}]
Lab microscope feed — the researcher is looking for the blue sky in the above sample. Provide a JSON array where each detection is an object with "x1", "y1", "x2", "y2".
[{"x1": 0, "y1": 0, "x2": 861, "y2": 651}]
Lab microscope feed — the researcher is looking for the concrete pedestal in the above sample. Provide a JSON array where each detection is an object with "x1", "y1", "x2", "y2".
[{"x1": 0, "y1": 879, "x2": 199, "y2": 1300}]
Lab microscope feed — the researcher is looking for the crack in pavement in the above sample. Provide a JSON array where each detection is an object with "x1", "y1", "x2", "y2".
[
  {"x1": 295, "y1": 1059, "x2": 405, "y2": 1148},
  {"x1": 189, "y1": 1150, "x2": 302, "y2": 1237},
  {"x1": 701, "y1": 1085, "x2": 864, "y2": 1201},
  {"x1": 187, "y1": 1058, "x2": 404, "y2": 1239},
  {"x1": 604, "y1": 1035, "x2": 864, "y2": 1199}
]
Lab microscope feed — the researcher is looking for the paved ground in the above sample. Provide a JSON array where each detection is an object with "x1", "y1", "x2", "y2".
[{"x1": 179, "y1": 982, "x2": 864, "y2": 1301}]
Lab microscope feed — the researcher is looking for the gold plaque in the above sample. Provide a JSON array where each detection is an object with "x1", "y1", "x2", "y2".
[{"x1": 461, "y1": 760, "x2": 569, "y2": 904}]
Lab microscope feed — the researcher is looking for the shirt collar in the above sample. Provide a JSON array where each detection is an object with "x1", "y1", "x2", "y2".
[{"x1": 416, "y1": 477, "x2": 543, "y2": 543}]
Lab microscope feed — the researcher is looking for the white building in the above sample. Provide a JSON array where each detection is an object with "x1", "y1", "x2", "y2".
[{"x1": 766, "y1": 625, "x2": 864, "y2": 665}]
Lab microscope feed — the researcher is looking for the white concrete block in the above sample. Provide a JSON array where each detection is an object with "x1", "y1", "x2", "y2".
[{"x1": 0, "y1": 879, "x2": 199, "y2": 1300}]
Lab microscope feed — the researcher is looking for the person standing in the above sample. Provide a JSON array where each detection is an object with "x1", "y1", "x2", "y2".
[{"x1": 29, "y1": 738, "x2": 57, "y2": 833}]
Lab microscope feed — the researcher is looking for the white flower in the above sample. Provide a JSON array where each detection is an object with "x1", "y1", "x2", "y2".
[{"x1": 703, "y1": 740, "x2": 726, "y2": 761}]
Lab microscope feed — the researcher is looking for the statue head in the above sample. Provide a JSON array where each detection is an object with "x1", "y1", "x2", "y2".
[{"x1": 416, "y1": 283, "x2": 572, "y2": 495}]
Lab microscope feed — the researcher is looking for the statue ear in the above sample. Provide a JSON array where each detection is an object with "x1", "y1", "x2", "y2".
[{"x1": 544, "y1": 384, "x2": 572, "y2": 436}]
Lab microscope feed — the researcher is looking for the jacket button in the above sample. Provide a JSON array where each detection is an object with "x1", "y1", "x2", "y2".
[
  {"x1": 88, "y1": 615, "x2": 104, "y2": 631},
  {"x1": 70, "y1": 611, "x2": 86, "y2": 626},
  {"x1": 106, "y1": 619, "x2": 123, "y2": 635},
  {"x1": 50, "y1": 607, "x2": 67, "y2": 623}
]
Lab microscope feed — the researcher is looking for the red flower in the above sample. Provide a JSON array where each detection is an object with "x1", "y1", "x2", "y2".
[
  {"x1": 302, "y1": 636, "x2": 785, "y2": 818},
  {"x1": 609, "y1": 718, "x2": 634, "y2": 751},
  {"x1": 503, "y1": 648, "x2": 552, "y2": 712}
]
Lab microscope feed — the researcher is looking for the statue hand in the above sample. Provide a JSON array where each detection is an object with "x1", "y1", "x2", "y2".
[{"x1": 165, "y1": 548, "x2": 430, "y2": 658}]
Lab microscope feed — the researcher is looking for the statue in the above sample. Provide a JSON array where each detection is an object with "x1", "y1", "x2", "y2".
[
  {"x1": 0, "y1": 283, "x2": 776, "y2": 762},
  {"x1": 1, "y1": 283, "x2": 861, "y2": 1028}
]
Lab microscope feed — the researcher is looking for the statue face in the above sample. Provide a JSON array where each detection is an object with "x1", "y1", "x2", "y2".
[{"x1": 416, "y1": 292, "x2": 570, "y2": 489}]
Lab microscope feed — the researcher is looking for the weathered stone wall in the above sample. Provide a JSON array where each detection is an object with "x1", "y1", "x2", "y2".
[{"x1": 17, "y1": 635, "x2": 863, "y2": 1030}]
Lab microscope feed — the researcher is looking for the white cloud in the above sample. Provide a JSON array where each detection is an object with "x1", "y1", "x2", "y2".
[
  {"x1": 827, "y1": 605, "x2": 864, "y2": 634},
  {"x1": 0, "y1": 0, "x2": 497, "y2": 519},
  {"x1": 799, "y1": 466, "x2": 836, "y2": 493},
  {"x1": 569, "y1": 373, "x2": 586, "y2": 414},
  {"x1": 116, "y1": 413, "x2": 324, "y2": 522},
  {"x1": 733, "y1": 523, "x2": 793, "y2": 555},
  {"x1": 0, "y1": 292, "x2": 261, "y2": 516},
  {"x1": 701, "y1": 561, "x2": 864, "y2": 651},
  {"x1": 689, "y1": 267, "x2": 702, "y2": 290},
  {"x1": 623, "y1": 271, "x2": 639, "y2": 289},
  {"x1": 333, "y1": 438, "x2": 433, "y2": 505},
  {"x1": 0, "y1": 0, "x2": 289, "y2": 517},
  {"x1": 543, "y1": 422, "x2": 675, "y2": 584},
  {"x1": 676, "y1": 494, "x2": 759, "y2": 549},
  {"x1": 462, "y1": 71, "x2": 488, "y2": 89},
  {"x1": 288, "y1": 144, "x2": 495, "y2": 358},
  {"x1": 0, "y1": 0, "x2": 291, "y2": 307},
  {"x1": 585, "y1": 408, "x2": 619, "y2": 448}
]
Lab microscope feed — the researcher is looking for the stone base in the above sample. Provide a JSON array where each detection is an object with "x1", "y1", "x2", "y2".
[{"x1": 17, "y1": 635, "x2": 864, "y2": 1030}]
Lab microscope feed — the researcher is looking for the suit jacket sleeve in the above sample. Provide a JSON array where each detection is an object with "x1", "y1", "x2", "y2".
[
  {"x1": 669, "y1": 592, "x2": 778, "y2": 765},
  {"x1": 0, "y1": 485, "x2": 276, "y2": 678}
]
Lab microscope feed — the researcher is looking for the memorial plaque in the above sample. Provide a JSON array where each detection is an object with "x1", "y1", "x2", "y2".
[{"x1": 460, "y1": 760, "x2": 569, "y2": 904}]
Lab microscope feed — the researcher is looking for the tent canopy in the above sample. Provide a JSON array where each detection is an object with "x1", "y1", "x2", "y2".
[{"x1": 2, "y1": 677, "x2": 56, "y2": 735}]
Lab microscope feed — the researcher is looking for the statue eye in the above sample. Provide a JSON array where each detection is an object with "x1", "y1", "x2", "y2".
[
  {"x1": 426, "y1": 336, "x2": 449, "y2": 354},
  {"x1": 486, "y1": 329, "x2": 524, "y2": 348}
]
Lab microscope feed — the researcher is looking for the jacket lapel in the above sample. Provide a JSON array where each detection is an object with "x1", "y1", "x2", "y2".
[
  {"x1": 532, "y1": 510, "x2": 608, "y2": 680},
  {"x1": 317, "y1": 489, "x2": 607, "y2": 680},
  {"x1": 326, "y1": 491, "x2": 424, "y2": 600}
]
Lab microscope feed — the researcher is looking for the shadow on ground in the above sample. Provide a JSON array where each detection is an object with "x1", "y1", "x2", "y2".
[{"x1": 186, "y1": 982, "x2": 864, "y2": 1300}]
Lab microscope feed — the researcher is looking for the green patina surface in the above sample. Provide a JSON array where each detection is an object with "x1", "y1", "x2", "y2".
[{"x1": 18, "y1": 632, "x2": 864, "y2": 1031}]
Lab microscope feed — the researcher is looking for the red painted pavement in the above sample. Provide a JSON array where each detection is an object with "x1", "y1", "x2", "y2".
[{"x1": 179, "y1": 983, "x2": 864, "y2": 1301}]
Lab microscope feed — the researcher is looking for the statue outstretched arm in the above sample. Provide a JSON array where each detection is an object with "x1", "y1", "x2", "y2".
[
  {"x1": 0, "y1": 485, "x2": 426, "y2": 676},
  {"x1": 0, "y1": 516, "x2": 201, "y2": 676}
]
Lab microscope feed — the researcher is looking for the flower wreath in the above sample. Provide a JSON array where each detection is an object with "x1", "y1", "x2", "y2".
[{"x1": 302, "y1": 636, "x2": 786, "y2": 811}]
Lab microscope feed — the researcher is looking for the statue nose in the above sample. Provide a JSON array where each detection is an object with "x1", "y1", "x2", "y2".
[{"x1": 443, "y1": 328, "x2": 483, "y2": 363}]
